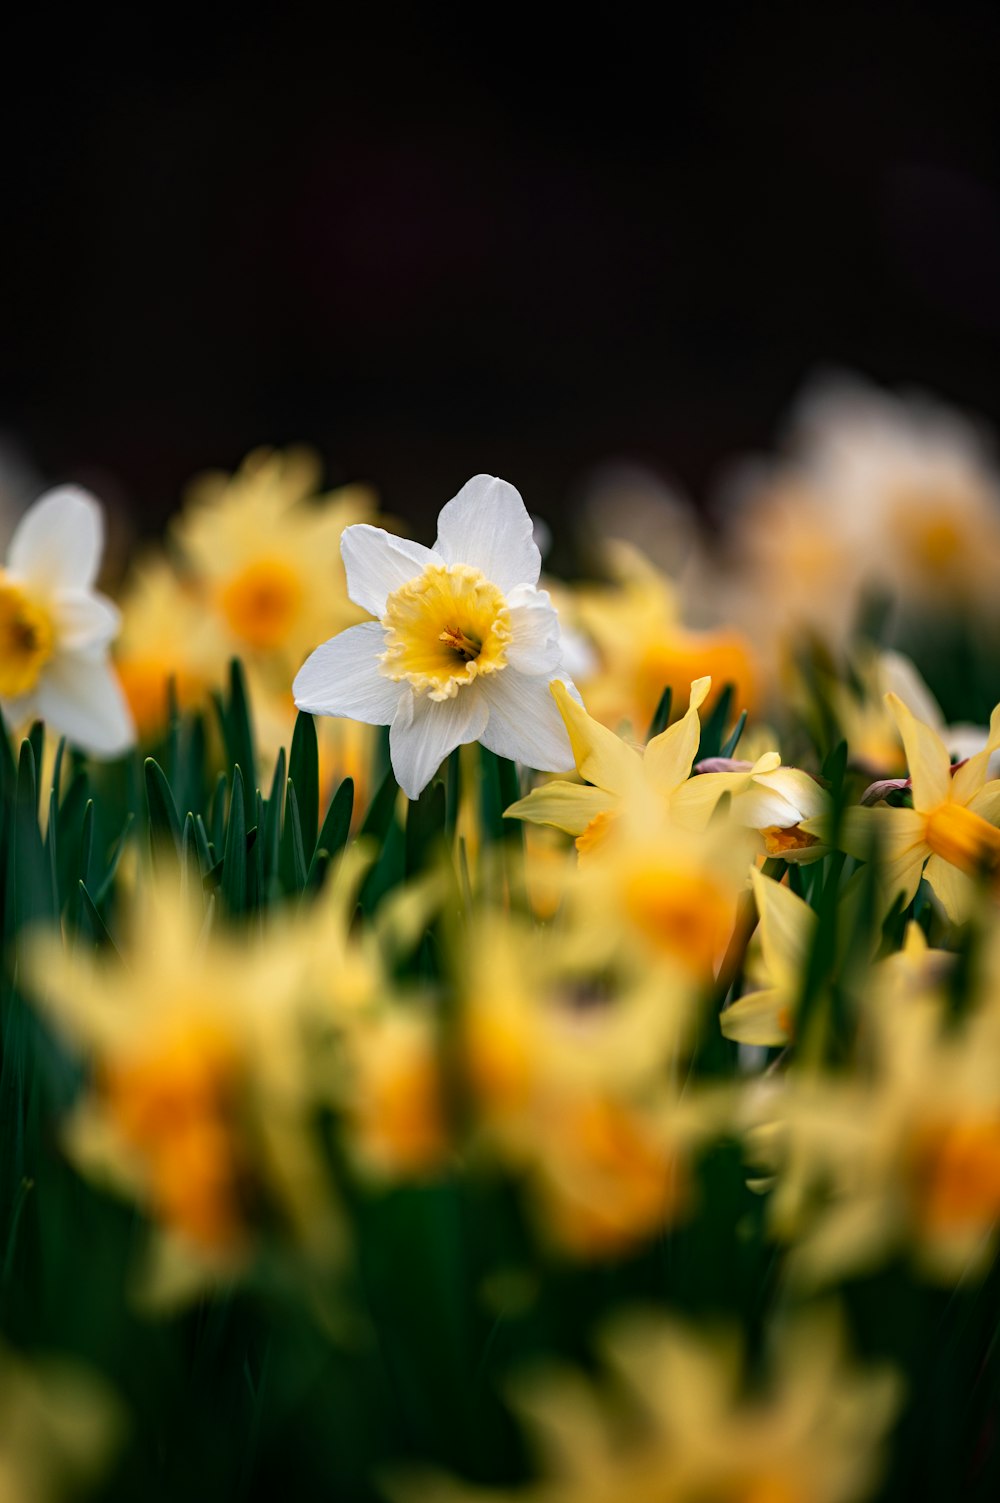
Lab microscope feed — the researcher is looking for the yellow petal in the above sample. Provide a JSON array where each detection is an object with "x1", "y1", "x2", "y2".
[
  {"x1": 749, "y1": 866, "x2": 816, "y2": 988},
  {"x1": 720, "y1": 986, "x2": 792, "y2": 1046},
  {"x1": 550, "y1": 681, "x2": 642, "y2": 795},
  {"x1": 885, "y1": 692, "x2": 951, "y2": 812},
  {"x1": 504, "y1": 781, "x2": 614, "y2": 836},
  {"x1": 643, "y1": 677, "x2": 712, "y2": 796},
  {"x1": 951, "y1": 704, "x2": 1000, "y2": 804}
]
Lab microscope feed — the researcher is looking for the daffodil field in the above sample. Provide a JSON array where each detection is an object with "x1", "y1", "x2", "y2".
[{"x1": 5, "y1": 377, "x2": 1000, "y2": 1500}]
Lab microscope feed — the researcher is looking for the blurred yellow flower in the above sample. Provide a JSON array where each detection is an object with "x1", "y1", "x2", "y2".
[
  {"x1": 114, "y1": 553, "x2": 226, "y2": 739},
  {"x1": 25, "y1": 874, "x2": 344, "y2": 1298},
  {"x1": 172, "y1": 446, "x2": 377, "y2": 668},
  {"x1": 570, "y1": 541, "x2": 757, "y2": 735},
  {"x1": 0, "y1": 1345, "x2": 122, "y2": 1503},
  {"x1": 721, "y1": 868, "x2": 816, "y2": 1047},
  {"x1": 391, "y1": 1307, "x2": 898, "y2": 1503}
]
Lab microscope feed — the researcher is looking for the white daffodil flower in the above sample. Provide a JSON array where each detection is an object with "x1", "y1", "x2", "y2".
[
  {"x1": 0, "y1": 488, "x2": 134, "y2": 757},
  {"x1": 293, "y1": 475, "x2": 579, "y2": 797}
]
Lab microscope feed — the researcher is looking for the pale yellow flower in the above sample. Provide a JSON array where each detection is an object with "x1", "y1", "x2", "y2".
[
  {"x1": 721, "y1": 868, "x2": 817, "y2": 1047},
  {"x1": 570, "y1": 540, "x2": 758, "y2": 736},
  {"x1": 840, "y1": 692, "x2": 1000, "y2": 922},
  {"x1": 389, "y1": 1307, "x2": 898, "y2": 1503},
  {"x1": 172, "y1": 446, "x2": 377, "y2": 668}
]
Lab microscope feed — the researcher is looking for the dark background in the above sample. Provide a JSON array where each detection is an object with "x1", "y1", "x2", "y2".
[{"x1": 4, "y1": 6, "x2": 1000, "y2": 542}]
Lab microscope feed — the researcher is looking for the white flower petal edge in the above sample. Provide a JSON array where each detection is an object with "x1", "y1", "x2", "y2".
[
  {"x1": 504, "y1": 583, "x2": 564, "y2": 674},
  {"x1": 341, "y1": 526, "x2": 439, "y2": 617},
  {"x1": 2, "y1": 488, "x2": 135, "y2": 758},
  {"x1": 390, "y1": 688, "x2": 490, "y2": 800},
  {"x1": 433, "y1": 475, "x2": 541, "y2": 594},
  {"x1": 7, "y1": 487, "x2": 103, "y2": 592},
  {"x1": 34, "y1": 655, "x2": 134, "y2": 758},
  {"x1": 293, "y1": 622, "x2": 403, "y2": 725},
  {"x1": 479, "y1": 671, "x2": 579, "y2": 771},
  {"x1": 53, "y1": 591, "x2": 122, "y2": 655}
]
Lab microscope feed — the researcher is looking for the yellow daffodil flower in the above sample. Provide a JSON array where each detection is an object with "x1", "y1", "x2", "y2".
[
  {"x1": 721, "y1": 867, "x2": 817, "y2": 1047},
  {"x1": 505, "y1": 676, "x2": 712, "y2": 849},
  {"x1": 840, "y1": 692, "x2": 1000, "y2": 922},
  {"x1": 390, "y1": 1308, "x2": 898, "y2": 1503}
]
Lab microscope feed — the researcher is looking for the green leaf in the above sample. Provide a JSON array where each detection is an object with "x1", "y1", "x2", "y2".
[
  {"x1": 646, "y1": 684, "x2": 673, "y2": 740},
  {"x1": 214, "y1": 660, "x2": 257, "y2": 821},
  {"x1": 719, "y1": 710, "x2": 749, "y2": 760},
  {"x1": 210, "y1": 772, "x2": 229, "y2": 853},
  {"x1": 696, "y1": 683, "x2": 736, "y2": 762},
  {"x1": 360, "y1": 766, "x2": 399, "y2": 842},
  {"x1": 14, "y1": 739, "x2": 53, "y2": 929},
  {"x1": 76, "y1": 880, "x2": 119, "y2": 951},
  {"x1": 221, "y1": 765, "x2": 248, "y2": 913},
  {"x1": 279, "y1": 779, "x2": 307, "y2": 896},
  {"x1": 406, "y1": 780, "x2": 446, "y2": 878},
  {"x1": 288, "y1": 712, "x2": 319, "y2": 864},
  {"x1": 308, "y1": 777, "x2": 354, "y2": 888},
  {"x1": 92, "y1": 814, "x2": 134, "y2": 907},
  {"x1": 144, "y1": 757, "x2": 183, "y2": 854}
]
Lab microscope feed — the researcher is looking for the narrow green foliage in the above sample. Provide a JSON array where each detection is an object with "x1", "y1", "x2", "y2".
[
  {"x1": 646, "y1": 684, "x2": 673, "y2": 740},
  {"x1": 360, "y1": 766, "x2": 399, "y2": 843},
  {"x1": 210, "y1": 771, "x2": 229, "y2": 853},
  {"x1": 14, "y1": 740, "x2": 53, "y2": 930},
  {"x1": 26, "y1": 722, "x2": 44, "y2": 809},
  {"x1": 279, "y1": 779, "x2": 308, "y2": 896},
  {"x1": 144, "y1": 757, "x2": 183, "y2": 855},
  {"x1": 215, "y1": 660, "x2": 257, "y2": 821},
  {"x1": 696, "y1": 683, "x2": 736, "y2": 762},
  {"x1": 406, "y1": 780, "x2": 447, "y2": 878},
  {"x1": 719, "y1": 710, "x2": 749, "y2": 760},
  {"x1": 308, "y1": 778, "x2": 354, "y2": 888},
  {"x1": 222, "y1": 765, "x2": 248, "y2": 913},
  {"x1": 76, "y1": 880, "x2": 119, "y2": 951},
  {"x1": 288, "y1": 713, "x2": 319, "y2": 865}
]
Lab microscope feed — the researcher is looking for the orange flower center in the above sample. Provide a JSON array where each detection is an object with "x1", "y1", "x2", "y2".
[
  {"x1": 379, "y1": 563, "x2": 510, "y2": 701},
  {"x1": 907, "y1": 1115, "x2": 1000, "y2": 1234},
  {"x1": 103, "y1": 1022, "x2": 246, "y2": 1251},
  {"x1": 623, "y1": 864, "x2": 734, "y2": 974},
  {"x1": 543, "y1": 1096, "x2": 683, "y2": 1258},
  {"x1": 761, "y1": 825, "x2": 819, "y2": 857},
  {"x1": 0, "y1": 575, "x2": 55, "y2": 697},
  {"x1": 219, "y1": 557, "x2": 303, "y2": 650},
  {"x1": 924, "y1": 801, "x2": 1000, "y2": 880}
]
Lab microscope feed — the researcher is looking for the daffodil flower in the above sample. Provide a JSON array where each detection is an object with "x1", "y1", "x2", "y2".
[
  {"x1": 506, "y1": 675, "x2": 826, "y2": 859},
  {"x1": 504, "y1": 676, "x2": 712, "y2": 848},
  {"x1": 0, "y1": 489, "x2": 134, "y2": 756},
  {"x1": 720, "y1": 866, "x2": 816, "y2": 1046},
  {"x1": 672, "y1": 751, "x2": 829, "y2": 859},
  {"x1": 840, "y1": 692, "x2": 1000, "y2": 922},
  {"x1": 293, "y1": 475, "x2": 578, "y2": 798}
]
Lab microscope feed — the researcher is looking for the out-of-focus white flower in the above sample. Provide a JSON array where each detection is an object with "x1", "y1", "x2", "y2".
[
  {"x1": 0, "y1": 488, "x2": 134, "y2": 757},
  {"x1": 293, "y1": 475, "x2": 578, "y2": 797}
]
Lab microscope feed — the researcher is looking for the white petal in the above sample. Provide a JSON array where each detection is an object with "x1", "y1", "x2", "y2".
[
  {"x1": 53, "y1": 589, "x2": 121, "y2": 655},
  {"x1": 293, "y1": 622, "x2": 402, "y2": 724},
  {"x1": 433, "y1": 475, "x2": 541, "y2": 591},
  {"x1": 480, "y1": 669, "x2": 576, "y2": 772},
  {"x1": 735, "y1": 785, "x2": 804, "y2": 829},
  {"x1": 341, "y1": 525, "x2": 439, "y2": 617},
  {"x1": 504, "y1": 584, "x2": 563, "y2": 674},
  {"x1": 35, "y1": 653, "x2": 135, "y2": 757},
  {"x1": 390, "y1": 687, "x2": 489, "y2": 799},
  {"x1": 7, "y1": 488, "x2": 104, "y2": 591}
]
